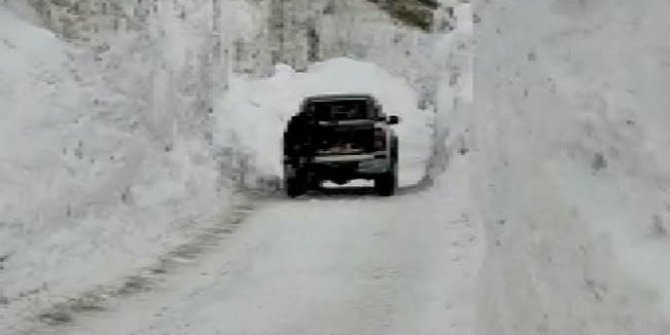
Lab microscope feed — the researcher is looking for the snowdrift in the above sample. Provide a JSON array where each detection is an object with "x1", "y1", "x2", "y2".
[{"x1": 0, "y1": 6, "x2": 230, "y2": 323}]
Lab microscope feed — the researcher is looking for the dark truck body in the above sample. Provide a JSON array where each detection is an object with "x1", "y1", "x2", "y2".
[{"x1": 283, "y1": 94, "x2": 399, "y2": 197}]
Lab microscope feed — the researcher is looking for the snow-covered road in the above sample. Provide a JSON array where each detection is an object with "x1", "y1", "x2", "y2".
[{"x1": 29, "y1": 158, "x2": 483, "y2": 335}]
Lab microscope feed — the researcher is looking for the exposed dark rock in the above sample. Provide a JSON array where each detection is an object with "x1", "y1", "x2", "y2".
[{"x1": 366, "y1": 0, "x2": 440, "y2": 31}]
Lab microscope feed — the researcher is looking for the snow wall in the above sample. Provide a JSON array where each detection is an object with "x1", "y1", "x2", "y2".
[{"x1": 473, "y1": 1, "x2": 670, "y2": 333}]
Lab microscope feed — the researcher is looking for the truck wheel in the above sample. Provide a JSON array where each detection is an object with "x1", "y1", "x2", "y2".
[
  {"x1": 307, "y1": 176, "x2": 321, "y2": 190},
  {"x1": 376, "y1": 143, "x2": 398, "y2": 196},
  {"x1": 284, "y1": 164, "x2": 305, "y2": 197},
  {"x1": 374, "y1": 169, "x2": 397, "y2": 196},
  {"x1": 286, "y1": 177, "x2": 304, "y2": 197}
]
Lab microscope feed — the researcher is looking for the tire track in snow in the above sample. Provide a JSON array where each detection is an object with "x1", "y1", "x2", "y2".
[{"x1": 9, "y1": 192, "x2": 256, "y2": 335}]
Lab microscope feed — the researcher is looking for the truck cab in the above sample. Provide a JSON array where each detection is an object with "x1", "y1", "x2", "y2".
[{"x1": 283, "y1": 94, "x2": 400, "y2": 197}]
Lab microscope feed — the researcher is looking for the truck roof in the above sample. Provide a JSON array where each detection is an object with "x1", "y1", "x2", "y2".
[{"x1": 303, "y1": 94, "x2": 378, "y2": 103}]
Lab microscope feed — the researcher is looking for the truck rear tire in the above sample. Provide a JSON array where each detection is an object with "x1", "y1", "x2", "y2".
[
  {"x1": 307, "y1": 176, "x2": 321, "y2": 190},
  {"x1": 374, "y1": 170, "x2": 397, "y2": 196},
  {"x1": 284, "y1": 164, "x2": 306, "y2": 197},
  {"x1": 375, "y1": 142, "x2": 398, "y2": 196},
  {"x1": 286, "y1": 178, "x2": 304, "y2": 197}
]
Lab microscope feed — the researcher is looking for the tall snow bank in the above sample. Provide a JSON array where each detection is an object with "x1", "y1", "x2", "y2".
[
  {"x1": 473, "y1": 1, "x2": 670, "y2": 333},
  {"x1": 0, "y1": 6, "x2": 230, "y2": 323},
  {"x1": 213, "y1": 58, "x2": 432, "y2": 188},
  {"x1": 431, "y1": 3, "x2": 473, "y2": 178}
]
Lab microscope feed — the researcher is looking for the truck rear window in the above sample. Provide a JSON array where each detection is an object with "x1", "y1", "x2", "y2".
[{"x1": 308, "y1": 100, "x2": 372, "y2": 121}]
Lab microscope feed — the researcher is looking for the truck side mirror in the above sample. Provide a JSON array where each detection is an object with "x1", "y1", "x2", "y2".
[{"x1": 388, "y1": 115, "x2": 400, "y2": 125}]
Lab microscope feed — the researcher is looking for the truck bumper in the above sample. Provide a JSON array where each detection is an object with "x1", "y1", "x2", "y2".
[{"x1": 311, "y1": 152, "x2": 391, "y2": 176}]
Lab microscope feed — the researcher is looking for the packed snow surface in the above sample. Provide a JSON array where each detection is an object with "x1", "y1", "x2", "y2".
[{"x1": 24, "y1": 152, "x2": 484, "y2": 335}]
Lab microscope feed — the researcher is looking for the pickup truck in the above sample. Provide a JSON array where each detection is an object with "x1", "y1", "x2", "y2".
[{"x1": 283, "y1": 94, "x2": 400, "y2": 197}]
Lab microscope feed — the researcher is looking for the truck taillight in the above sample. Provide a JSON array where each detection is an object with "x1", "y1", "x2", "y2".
[{"x1": 374, "y1": 128, "x2": 386, "y2": 150}]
